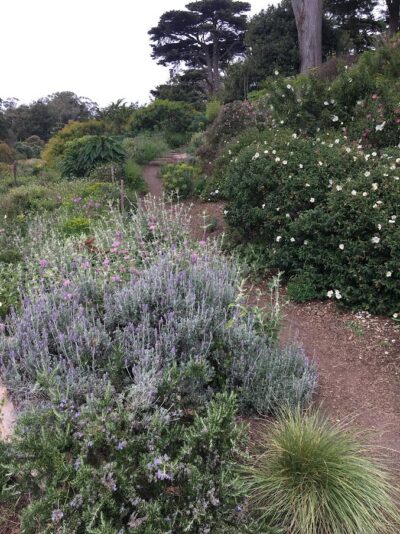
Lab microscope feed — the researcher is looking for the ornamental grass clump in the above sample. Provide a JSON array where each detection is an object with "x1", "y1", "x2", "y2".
[{"x1": 243, "y1": 409, "x2": 400, "y2": 534}]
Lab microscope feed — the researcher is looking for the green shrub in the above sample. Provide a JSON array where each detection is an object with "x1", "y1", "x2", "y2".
[
  {"x1": 162, "y1": 162, "x2": 195, "y2": 200},
  {"x1": 0, "y1": 142, "x2": 13, "y2": 164},
  {"x1": 0, "y1": 248, "x2": 22, "y2": 264},
  {"x1": 10, "y1": 390, "x2": 254, "y2": 534},
  {"x1": 43, "y1": 120, "x2": 106, "y2": 166},
  {"x1": 0, "y1": 263, "x2": 21, "y2": 318},
  {"x1": 122, "y1": 134, "x2": 169, "y2": 164},
  {"x1": 198, "y1": 101, "x2": 259, "y2": 164},
  {"x1": 0, "y1": 184, "x2": 58, "y2": 218},
  {"x1": 123, "y1": 159, "x2": 146, "y2": 192},
  {"x1": 243, "y1": 409, "x2": 400, "y2": 534},
  {"x1": 206, "y1": 99, "x2": 222, "y2": 123},
  {"x1": 129, "y1": 99, "x2": 195, "y2": 141},
  {"x1": 88, "y1": 162, "x2": 123, "y2": 183},
  {"x1": 60, "y1": 135, "x2": 126, "y2": 178},
  {"x1": 61, "y1": 216, "x2": 91, "y2": 236},
  {"x1": 287, "y1": 272, "x2": 320, "y2": 303},
  {"x1": 224, "y1": 130, "x2": 361, "y2": 243}
]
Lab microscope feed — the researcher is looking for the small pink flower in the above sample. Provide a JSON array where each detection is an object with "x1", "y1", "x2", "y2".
[
  {"x1": 39, "y1": 259, "x2": 48, "y2": 268},
  {"x1": 63, "y1": 292, "x2": 73, "y2": 301},
  {"x1": 112, "y1": 241, "x2": 121, "y2": 248},
  {"x1": 149, "y1": 224, "x2": 157, "y2": 231},
  {"x1": 82, "y1": 261, "x2": 91, "y2": 270},
  {"x1": 73, "y1": 197, "x2": 82, "y2": 203},
  {"x1": 63, "y1": 279, "x2": 71, "y2": 287},
  {"x1": 199, "y1": 240, "x2": 206, "y2": 247},
  {"x1": 371, "y1": 94, "x2": 378, "y2": 100},
  {"x1": 111, "y1": 275, "x2": 121, "y2": 282},
  {"x1": 102, "y1": 258, "x2": 110, "y2": 267}
]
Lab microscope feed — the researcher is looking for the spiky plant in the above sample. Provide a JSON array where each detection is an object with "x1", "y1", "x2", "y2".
[{"x1": 243, "y1": 408, "x2": 400, "y2": 534}]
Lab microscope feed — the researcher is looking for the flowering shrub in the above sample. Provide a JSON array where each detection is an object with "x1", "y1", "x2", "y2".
[
  {"x1": 223, "y1": 130, "x2": 400, "y2": 315},
  {"x1": 0, "y1": 200, "x2": 317, "y2": 532},
  {"x1": 198, "y1": 101, "x2": 260, "y2": 167},
  {"x1": 224, "y1": 130, "x2": 361, "y2": 242},
  {"x1": 8, "y1": 390, "x2": 257, "y2": 533}
]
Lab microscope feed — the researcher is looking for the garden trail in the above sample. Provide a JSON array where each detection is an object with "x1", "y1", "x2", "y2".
[{"x1": 143, "y1": 155, "x2": 400, "y2": 460}]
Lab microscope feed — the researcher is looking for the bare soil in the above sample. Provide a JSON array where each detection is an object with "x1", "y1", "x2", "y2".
[{"x1": 143, "y1": 157, "x2": 400, "y2": 458}]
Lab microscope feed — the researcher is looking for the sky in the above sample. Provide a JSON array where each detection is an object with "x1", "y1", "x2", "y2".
[{"x1": 1, "y1": 0, "x2": 279, "y2": 108}]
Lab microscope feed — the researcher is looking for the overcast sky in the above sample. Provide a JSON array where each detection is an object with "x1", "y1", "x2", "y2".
[{"x1": 1, "y1": 0, "x2": 279, "y2": 108}]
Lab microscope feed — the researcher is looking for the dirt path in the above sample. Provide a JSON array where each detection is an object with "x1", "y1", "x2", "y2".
[{"x1": 143, "y1": 156, "x2": 400, "y2": 458}]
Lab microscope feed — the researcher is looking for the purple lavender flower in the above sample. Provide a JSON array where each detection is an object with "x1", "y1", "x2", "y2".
[
  {"x1": 39, "y1": 259, "x2": 48, "y2": 268},
  {"x1": 51, "y1": 509, "x2": 64, "y2": 523}
]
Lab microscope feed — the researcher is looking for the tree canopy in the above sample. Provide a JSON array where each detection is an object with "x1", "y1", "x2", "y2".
[{"x1": 148, "y1": 0, "x2": 251, "y2": 95}]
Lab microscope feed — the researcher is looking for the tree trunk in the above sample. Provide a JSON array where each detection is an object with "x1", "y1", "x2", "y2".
[
  {"x1": 291, "y1": 0, "x2": 323, "y2": 74},
  {"x1": 387, "y1": 0, "x2": 400, "y2": 34}
]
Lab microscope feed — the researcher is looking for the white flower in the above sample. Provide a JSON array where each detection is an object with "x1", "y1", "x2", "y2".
[
  {"x1": 253, "y1": 152, "x2": 260, "y2": 160},
  {"x1": 285, "y1": 213, "x2": 290, "y2": 218},
  {"x1": 327, "y1": 290, "x2": 334, "y2": 298},
  {"x1": 386, "y1": 271, "x2": 392, "y2": 278},
  {"x1": 305, "y1": 183, "x2": 310, "y2": 187},
  {"x1": 375, "y1": 121, "x2": 386, "y2": 131},
  {"x1": 364, "y1": 171, "x2": 371, "y2": 177},
  {"x1": 377, "y1": 224, "x2": 382, "y2": 230},
  {"x1": 362, "y1": 192, "x2": 368, "y2": 197},
  {"x1": 264, "y1": 149, "x2": 269, "y2": 154},
  {"x1": 292, "y1": 133, "x2": 298, "y2": 139},
  {"x1": 304, "y1": 240, "x2": 309, "y2": 245},
  {"x1": 299, "y1": 164, "x2": 303, "y2": 169},
  {"x1": 393, "y1": 313, "x2": 398, "y2": 319},
  {"x1": 290, "y1": 237, "x2": 295, "y2": 242},
  {"x1": 372, "y1": 152, "x2": 377, "y2": 157},
  {"x1": 371, "y1": 236, "x2": 380, "y2": 244},
  {"x1": 276, "y1": 236, "x2": 282, "y2": 242},
  {"x1": 324, "y1": 101, "x2": 329, "y2": 106},
  {"x1": 336, "y1": 185, "x2": 343, "y2": 191},
  {"x1": 339, "y1": 244, "x2": 345, "y2": 250},
  {"x1": 335, "y1": 289, "x2": 342, "y2": 300},
  {"x1": 345, "y1": 147, "x2": 351, "y2": 153},
  {"x1": 282, "y1": 160, "x2": 288, "y2": 165},
  {"x1": 275, "y1": 157, "x2": 281, "y2": 162},
  {"x1": 351, "y1": 190, "x2": 357, "y2": 196},
  {"x1": 272, "y1": 149, "x2": 276, "y2": 154},
  {"x1": 261, "y1": 204, "x2": 266, "y2": 209},
  {"x1": 214, "y1": 189, "x2": 219, "y2": 194},
  {"x1": 332, "y1": 115, "x2": 339, "y2": 122},
  {"x1": 335, "y1": 139, "x2": 340, "y2": 144},
  {"x1": 318, "y1": 161, "x2": 323, "y2": 166},
  {"x1": 310, "y1": 198, "x2": 315, "y2": 203},
  {"x1": 372, "y1": 183, "x2": 378, "y2": 191},
  {"x1": 286, "y1": 84, "x2": 292, "y2": 90},
  {"x1": 391, "y1": 215, "x2": 397, "y2": 220},
  {"x1": 274, "y1": 70, "x2": 279, "y2": 76}
]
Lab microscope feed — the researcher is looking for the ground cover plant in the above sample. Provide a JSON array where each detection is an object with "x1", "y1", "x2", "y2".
[{"x1": 243, "y1": 409, "x2": 400, "y2": 534}]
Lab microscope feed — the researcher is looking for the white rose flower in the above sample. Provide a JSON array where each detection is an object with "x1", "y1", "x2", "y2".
[
  {"x1": 310, "y1": 198, "x2": 315, "y2": 203},
  {"x1": 335, "y1": 290, "x2": 342, "y2": 300},
  {"x1": 364, "y1": 171, "x2": 371, "y2": 177},
  {"x1": 327, "y1": 290, "x2": 334, "y2": 298},
  {"x1": 336, "y1": 185, "x2": 343, "y2": 191},
  {"x1": 386, "y1": 271, "x2": 392, "y2": 278},
  {"x1": 339, "y1": 244, "x2": 345, "y2": 250},
  {"x1": 371, "y1": 236, "x2": 380, "y2": 244},
  {"x1": 276, "y1": 236, "x2": 282, "y2": 242},
  {"x1": 351, "y1": 190, "x2": 357, "y2": 196},
  {"x1": 372, "y1": 183, "x2": 378, "y2": 191}
]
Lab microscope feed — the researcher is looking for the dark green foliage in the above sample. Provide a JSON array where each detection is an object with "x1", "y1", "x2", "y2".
[
  {"x1": 129, "y1": 99, "x2": 196, "y2": 145},
  {"x1": 0, "y1": 248, "x2": 22, "y2": 264},
  {"x1": 326, "y1": 0, "x2": 382, "y2": 52},
  {"x1": 287, "y1": 273, "x2": 321, "y2": 302},
  {"x1": 151, "y1": 70, "x2": 207, "y2": 108},
  {"x1": 149, "y1": 0, "x2": 251, "y2": 94},
  {"x1": 60, "y1": 135, "x2": 126, "y2": 178},
  {"x1": 8, "y1": 389, "x2": 252, "y2": 533},
  {"x1": 122, "y1": 134, "x2": 169, "y2": 165}
]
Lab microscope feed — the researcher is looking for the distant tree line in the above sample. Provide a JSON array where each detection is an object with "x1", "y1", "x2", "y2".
[{"x1": 0, "y1": 91, "x2": 98, "y2": 145}]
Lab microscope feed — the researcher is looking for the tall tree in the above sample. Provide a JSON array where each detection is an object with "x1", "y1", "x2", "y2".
[
  {"x1": 386, "y1": 0, "x2": 400, "y2": 33},
  {"x1": 148, "y1": 0, "x2": 251, "y2": 95},
  {"x1": 325, "y1": 0, "x2": 381, "y2": 52},
  {"x1": 291, "y1": 0, "x2": 323, "y2": 73}
]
